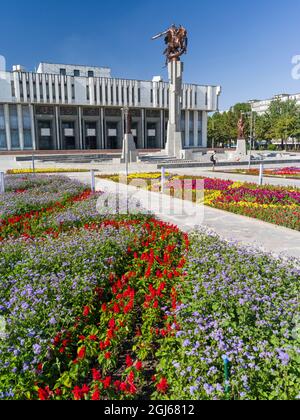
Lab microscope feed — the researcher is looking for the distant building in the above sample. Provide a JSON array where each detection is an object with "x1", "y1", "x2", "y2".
[
  {"x1": 0, "y1": 62, "x2": 221, "y2": 151},
  {"x1": 250, "y1": 93, "x2": 300, "y2": 115}
]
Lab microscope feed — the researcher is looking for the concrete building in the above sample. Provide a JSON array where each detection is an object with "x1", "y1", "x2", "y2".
[
  {"x1": 0, "y1": 62, "x2": 221, "y2": 152},
  {"x1": 251, "y1": 93, "x2": 300, "y2": 115}
]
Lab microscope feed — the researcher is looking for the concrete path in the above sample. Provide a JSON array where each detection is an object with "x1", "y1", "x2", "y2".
[{"x1": 68, "y1": 173, "x2": 300, "y2": 260}]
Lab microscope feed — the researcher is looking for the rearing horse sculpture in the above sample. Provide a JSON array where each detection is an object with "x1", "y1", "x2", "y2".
[{"x1": 152, "y1": 24, "x2": 188, "y2": 65}]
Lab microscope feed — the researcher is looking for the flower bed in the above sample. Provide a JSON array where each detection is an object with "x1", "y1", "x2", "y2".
[
  {"x1": 219, "y1": 167, "x2": 300, "y2": 179},
  {"x1": 0, "y1": 175, "x2": 90, "y2": 240},
  {"x1": 0, "y1": 219, "x2": 188, "y2": 400},
  {"x1": 102, "y1": 173, "x2": 300, "y2": 231},
  {"x1": 0, "y1": 175, "x2": 299, "y2": 400},
  {"x1": 155, "y1": 231, "x2": 300, "y2": 400},
  {"x1": 7, "y1": 169, "x2": 90, "y2": 175}
]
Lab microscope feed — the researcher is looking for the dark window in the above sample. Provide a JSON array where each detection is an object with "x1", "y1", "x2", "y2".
[
  {"x1": 74, "y1": 70, "x2": 80, "y2": 77},
  {"x1": 60, "y1": 69, "x2": 66, "y2": 76},
  {"x1": 11, "y1": 81, "x2": 16, "y2": 97},
  {"x1": 88, "y1": 70, "x2": 94, "y2": 78}
]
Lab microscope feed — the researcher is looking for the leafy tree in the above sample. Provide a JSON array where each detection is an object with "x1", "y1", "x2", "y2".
[{"x1": 208, "y1": 99, "x2": 300, "y2": 150}]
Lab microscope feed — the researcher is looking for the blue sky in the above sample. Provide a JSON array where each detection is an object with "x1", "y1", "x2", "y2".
[{"x1": 0, "y1": 0, "x2": 299, "y2": 109}]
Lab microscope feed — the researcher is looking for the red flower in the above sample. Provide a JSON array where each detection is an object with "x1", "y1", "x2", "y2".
[
  {"x1": 79, "y1": 335, "x2": 86, "y2": 341},
  {"x1": 92, "y1": 369, "x2": 101, "y2": 381},
  {"x1": 55, "y1": 389, "x2": 62, "y2": 396},
  {"x1": 120, "y1": 382, "x2": 127, "y2": 392},
  {"x1": 102, "y1": 376, "x2": 112, "y2": 390},
  {"x1": 89, "y1": 335, "x2": 98, "y2": 342},
  {"x1": 126, "y1": 355, "x2": 133, "y2": 368},
  {"x1": 78, "y1": 346, "x2": 86, "y2": 360},
  {"x1": 72, "y1": 386, "x2": 83, "y2": 401},
  {"x1": 109, "y1": 318, "x2": 116, "y2": 329},
  {"x1": 114, "y1": 380, "x2": 121, "y2": 391},
  {"x1": 83, "y1": 306, "x2": 90, "y2": 317},
  {"x1": 105, "y1": 352, "x2": 111, "y2": 360},
  {"x1": 101, "y1": 303, "x2": 107, "y2": 312},
  {"x1": 107, "y1": 329, "x2": 115, "y2": 339},
  {"x1": 92, "y1": 389, "x2": 101, "y2": 400},
  {"x1": 153, "y1": 301, "x2": 159, "y2": 309},
  {"x1": 156, "y1": 378, "x2": 169, "y2": 394},
  {"x1": 113, "y1": 303, "x2": 120, "y2": 314},
  {"x1": 81, "y1": 384, "x2": 90, "y2": 395},
  {"x1": 128, "y1": 384, "x2": 137, "y2": 395},
  {"x1": 38, "y1": 387, "x2": 51, "y2": 401},
  {"x1": 136, "y1": 361, "x2": 143, "y2": 371}
]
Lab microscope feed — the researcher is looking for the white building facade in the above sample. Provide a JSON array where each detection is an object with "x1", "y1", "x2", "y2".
[
  {"x1": 0, "y1": 62, "x2": 221, "y2": 151},
  {"x1": 251, "y1": 93, "x2": 300, "y2": 115}
]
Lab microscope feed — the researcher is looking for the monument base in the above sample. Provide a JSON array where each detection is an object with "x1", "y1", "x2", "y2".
[
  {"x1": 236, "y1": 139, "x2": 247, "y2": 156},
  {"x1": 121, "y1": 134, "x2": 137, "y2": 163},
  {"x1": 165, "y1": 122, "x2": 183, "y2": 159}
]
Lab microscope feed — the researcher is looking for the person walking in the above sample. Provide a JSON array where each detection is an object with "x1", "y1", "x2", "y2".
[{"x1": 210, "y1": 151, "x2": 217, "y2": 171}]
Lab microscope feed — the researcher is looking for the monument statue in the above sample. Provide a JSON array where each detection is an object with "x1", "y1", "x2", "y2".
[
  {"x1": 124, "y1": 107, "x2": 133, "y2": 135},
  {"x1": 121, "y1": 107, "x2": 137, "y2": 164},
  {"x1": 152, "y1": 24, "x2": 188, "y2": 65},
  {"x1": 151, "y1": 24, "x2": 188, "y2": 158},
  {"x1": 237, "y1": 115, "x2": 245, "y2": 139},
  {"x1": 235, "y1": 114, "x2": 247, "y2": 157}
]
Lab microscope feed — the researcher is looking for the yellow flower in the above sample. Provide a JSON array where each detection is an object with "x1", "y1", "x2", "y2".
[{"x1": 7, "y1": 168, "x2": 88, "y2": 174}]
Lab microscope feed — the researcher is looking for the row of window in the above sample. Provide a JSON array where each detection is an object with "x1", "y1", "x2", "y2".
[{"x1": 60, "y1": 68, "x2": 94, "y2": 77}]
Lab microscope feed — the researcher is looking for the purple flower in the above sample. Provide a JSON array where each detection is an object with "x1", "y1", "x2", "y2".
[
  {"x1": 33, "y1": 344, "x2": 41, "y2": 355},
  {"x1": 277, "y1": 349, "x2": 290, "y2": 366},
  {"x1": 183, "y1": 339, "x2": 191, "y2": 347}
]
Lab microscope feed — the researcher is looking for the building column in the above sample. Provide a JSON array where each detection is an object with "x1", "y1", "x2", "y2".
[
  {"x1": 78, "y1": 107, "x2": 83, "y2": 150},
  {"x1": 17, "y1": 105, "x2": 24, "y2": 150},
  {"x1": 141, "y1": 109, "x2": 146, "y2": 149},
  {"x1": 202, "y1": 112, "x2": 208, "y2": 148},
  {"x1": 100, "y1": 108, "x2": 105, "y2": 149},
  {"x1": 185, "y1": 110, "x2": 189, "y2": 147},
  {"x1": 55, "y1": 106, "x2": 61, "y2": 150},
  {"x1": 29, "y1": 105, "x2": 36, "y2": 150},
  {"x1": 4, "y1": 104, "x2": 11, "y2": 151},
  {"x1": 160, "y1": 110, "x2": 164, "y2": 149},
  {"x1": 194, "y1": 110, "x2": 198, "y2": 148}
]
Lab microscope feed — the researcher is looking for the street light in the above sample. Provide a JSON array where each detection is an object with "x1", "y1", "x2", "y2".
[{"x1": 242, "y1": 109, "x2": 256, "y2": 169}]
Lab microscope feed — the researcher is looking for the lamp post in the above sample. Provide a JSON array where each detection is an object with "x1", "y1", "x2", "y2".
[
  {"x1": 122, "y1": 106, "x2": 130, "y2": 177},
  {"x1": 242, "y1": 109, "x2": 256, "y2": 169}
]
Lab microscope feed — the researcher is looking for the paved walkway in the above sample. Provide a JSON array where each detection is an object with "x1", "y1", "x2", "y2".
[{"x1": 68, "y1": 173, "x2": 300, "y2": 260}]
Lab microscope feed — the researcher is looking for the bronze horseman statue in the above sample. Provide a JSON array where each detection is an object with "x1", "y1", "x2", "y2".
[
  {"x1": 237, "y1": 115, "x2": 246, "y2": 139},
  {"x1": 152, "y1": 24, "x2": 188, "y2": 65}
]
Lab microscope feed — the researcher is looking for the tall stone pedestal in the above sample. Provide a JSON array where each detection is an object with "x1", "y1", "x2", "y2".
[
  {"x1": 121, "y1": 134, "x2": 137, "y2": 163},
  {"x1": 165, "y1": 60, "x2": 184, "y2": 159},
  {"x1": 236, "y1": 139, "x2": 247, "y2": 156}
]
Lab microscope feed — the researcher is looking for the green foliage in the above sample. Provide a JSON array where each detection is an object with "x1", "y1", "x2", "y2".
[{"x1": 208, "y1": 99, "x2": 300, "y2": 150}]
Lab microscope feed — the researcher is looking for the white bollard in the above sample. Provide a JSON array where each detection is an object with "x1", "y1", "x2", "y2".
[
  {"x1": 258, "y1": 164, "x2": 264, "y2": 186},
  {"x1": 91, "y1": 169, "x2": 96, "y2": 193},
  {"x1": 0, "y1": 172, "x2": 5, "y2": 194},
  {"x1": 161, "y1": 167, "x2": 166, "y2": 193}
]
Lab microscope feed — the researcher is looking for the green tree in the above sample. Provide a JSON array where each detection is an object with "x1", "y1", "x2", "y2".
[{"x1": 266, "y1": 99, "x2": 300, "y2": 150}]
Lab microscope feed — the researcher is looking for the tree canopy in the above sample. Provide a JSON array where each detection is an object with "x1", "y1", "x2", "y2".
[{"x1": 208, "y1": 99, "x2": 300, "y2": 150}]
